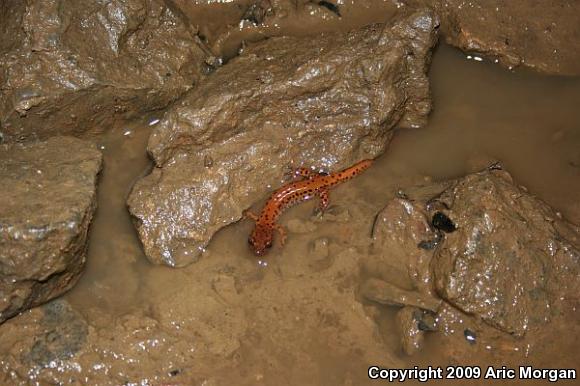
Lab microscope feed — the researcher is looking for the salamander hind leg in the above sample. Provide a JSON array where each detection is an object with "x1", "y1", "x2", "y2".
[
  {"x1": 313, "y1": 189, "x2": 330, "y2": 217},
  {"x1": 273, "y1": 223, "x2": 287, "y2": 246},
  {"x1": 320, "y1": 189, "x2": 330, "y2": 211}
]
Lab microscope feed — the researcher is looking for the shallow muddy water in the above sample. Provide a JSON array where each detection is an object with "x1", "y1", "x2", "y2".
[{"x1": 64, "y1": 44, "x2": 579, "y2": 383}]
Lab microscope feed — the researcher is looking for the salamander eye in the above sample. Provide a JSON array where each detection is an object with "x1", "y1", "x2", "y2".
[
  {"x1": 266, "y1": 241, "x2": 272, "y2": 248},
  {"x1": 248, "y1": 238, "x2": 254, "y2": 245}
]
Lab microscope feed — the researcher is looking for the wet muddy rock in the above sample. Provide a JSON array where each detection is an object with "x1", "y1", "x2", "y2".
[
  {"x1": 363, "y1": 196, "x2": 442, "y2": 354},
  {"x1": 430, "y1": 0, "x2": 580, "y2": 75},
  {"x1": 361, "y1": 278, "x2": 440, "y2": 313},
  {"x1": 432, "y1": 168, "x2": 580, "y2": 337},
  {"x1": 0, "y1": 0, "x2": 209, "y2": 142},
  {"x1": 364, "y1": 170, "x2": 579, "y2": 352},
  {"x1": 128, "y1": 10, "x2": 439, "y2": 266},
  {"x1": 371, "y1": 197, "x2": 439, "y2": 293},
  {"x1": 396, "y1": 306, "x2": 426, "y2": 356},
  {"x1": 0, "y1": 136, "x2": 102, "y2": 324},
  {"x1": 24, "y1": 300, "x2": 89, "y2": 368},
  {"x1": 176, "y1": 0, "x2": 580, "y2": 75}
]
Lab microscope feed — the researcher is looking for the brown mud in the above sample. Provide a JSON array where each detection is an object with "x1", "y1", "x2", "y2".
[{"x1": 0, "y1": 1, "x2": 579, "y2": 385}]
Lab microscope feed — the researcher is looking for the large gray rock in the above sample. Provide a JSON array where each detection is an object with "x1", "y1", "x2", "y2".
[
  {"x1": 0, "y1": 136, "x2": 102, "y2": 324},
  {"x1": 0, "y1": 0, "x2": 210, "y2": 142},
  {"x1": 432, "y1": 169, "x2": 580, "y2": 336},
  {"x1": 127, "y1": 10, "x2": 439, "y2": 266}
]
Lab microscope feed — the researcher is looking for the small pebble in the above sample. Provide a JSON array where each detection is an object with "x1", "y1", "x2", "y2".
[
  {"x1": 204, "y1": 155, "x2": 214, "y2": 168},
  {"x1": 432, "y1": 212, "x2": 456, "y2": 233},
  {"x1": 310, "y1": 237, "x2": 329, "y2": 260},
  {"x1": 417, "y1": 311, "x2": 438, "y2": 331},
  {"x1": 464, "y1": 328, "x2": 477, "y2": 345},
  {"x1": 318, "y1": 1, "x2": 341, "y2": 17}
]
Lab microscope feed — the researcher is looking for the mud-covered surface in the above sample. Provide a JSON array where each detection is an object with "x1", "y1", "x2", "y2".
[
  {"x1": 0, "y1": 248, "x2": 402, "y2": 384},
  {"x1": 0, "y1": 136, "x2": 102, "y2": 324},
  {"x1": 0, "y1": 0, "x2": 580, "y2": 385}
]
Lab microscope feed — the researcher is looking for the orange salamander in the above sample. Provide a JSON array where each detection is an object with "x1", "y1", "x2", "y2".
[{"x1": 245, "y1": 159, "x2": 373, "y2": 256}]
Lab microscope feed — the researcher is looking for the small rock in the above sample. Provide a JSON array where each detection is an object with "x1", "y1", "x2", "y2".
[
  {"x1": 24, "y1": 300, "x2": 88, "y2": 367},
  {"x1": 310, "y1": 237, "x2": 330, "y2": 260},
  {"x1": 371, "y1": 198, "x2": 436, "y2": 293},
  {"x1": 396, "y1": 306, "x2": 425, "y2": 355},
  {"x1": 361, "y1": 278, "x2": 441, "y2": 313},
  {"x1": 464, "y1": 328, "x2": 477, "y2": 345},
  {"x1": 431, "y1": 211, "x2": 456, "y2": 233}
]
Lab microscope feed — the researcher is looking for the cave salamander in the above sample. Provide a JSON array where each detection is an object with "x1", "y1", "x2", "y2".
[{"x1": 245, "y1": 159, "x2": 373, "y2": 256}]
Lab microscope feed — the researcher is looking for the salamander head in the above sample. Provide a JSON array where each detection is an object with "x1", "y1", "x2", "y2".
[{"x1": 248, "y1": 224, "x2": 274, "y2": 256}]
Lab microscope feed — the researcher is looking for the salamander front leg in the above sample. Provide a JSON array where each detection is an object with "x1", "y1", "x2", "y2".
[
  {"x1": 319, "y1": 189, "x2": 330, "y2": 212},
  {"x1": 273, "y1": 223, "x2": 287, "y2": 246},
  {"x1": 243, "y1": 209, "x2": 259, "y2": 222}
]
